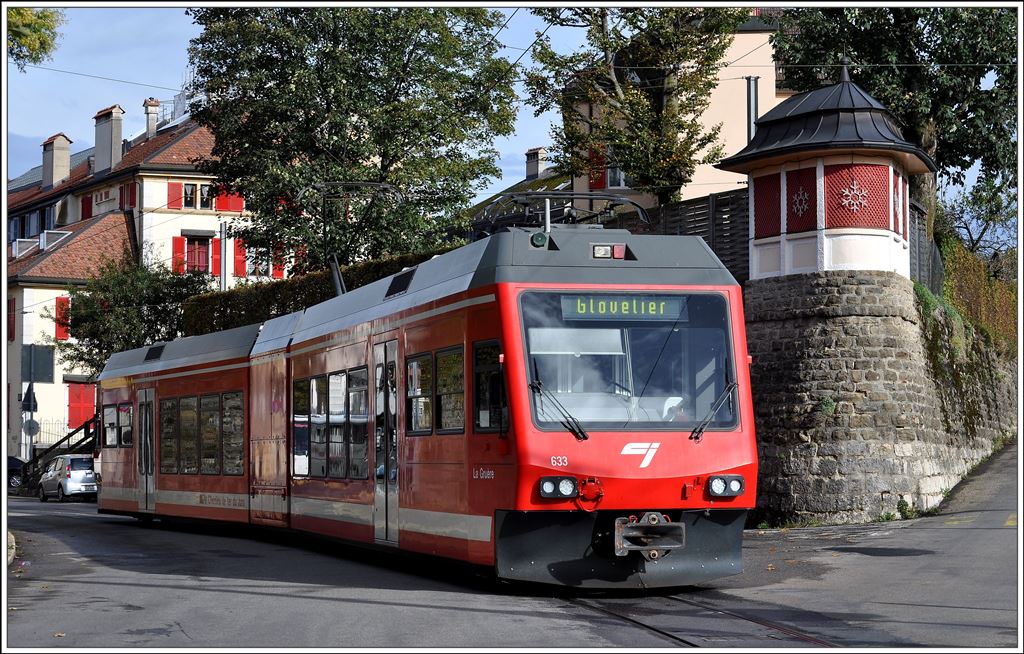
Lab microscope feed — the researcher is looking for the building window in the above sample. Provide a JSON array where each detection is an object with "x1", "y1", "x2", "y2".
[
  {"x1": 186, "y1": 237, "x2": 210, "y2": 273},
  {"x1": 199, "y1": 394, "x2": 221, "y2": 474},
  {"x1": 221, "y1": 392, "x2": 244, "y2": 475},
  {"x1": 435, "y1": 348, "x2": 465, "y2": 433},
  {"x1": 309, "y1": 376, "x2": 328, "y2": 478},
  {"x1": 103, "y1": 405, "x2": 118, "y2": 447},
  {"x1": 406, "y1": 355, "x2": 433, "y2": 434},
  {"x1": 183, "y1": 184, "x2": 197, "y2": 209},
  {"x1": 44, "y1": 206, "x2": 56, "y2": 231},
  {"x1": 200, "y1": 184, "x2": 214, "y2": 210}
]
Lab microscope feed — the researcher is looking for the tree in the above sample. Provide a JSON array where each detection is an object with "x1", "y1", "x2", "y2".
[
  {"x1": 186, "y1": 8, "x2": 517, "y2": 268},
  {"x1": 771, "y1": 8, "x2": 1018, "y2": 231},
  {"x1": 43, "y1": 247, "x2": 213, "y2": 379},
  {"x1": 7, "y1": 7, "x2": 64, "y2": 71},
  {"x1": 524, "y1": 8, "x2": 749, "y2": 210},
  {"x1": 936, "y1": 174, "x2": 1018, "y2": 281}
]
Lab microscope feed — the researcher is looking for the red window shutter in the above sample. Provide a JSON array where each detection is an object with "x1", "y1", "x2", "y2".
[
  {"x1": 216, "y1": 188, "x2": 244, "y2": 213},
  {"x1": 211, "y1": 238, "x2": 221, "y2": 276},
  {"x1": 272, "y1": 245, "x2": 285, "y2": 279},
  {"x1": 172, "y1": 236, "x2": 186, "y2": 274},
  {"x1": 168, "y1": 182, "x2": 184, "y2": 209},
  {"x1": 67, "y1": 382, "x2": 96, "y2": 430},
  {"x1": 233, "y1": 240, "x2": 247, "y2": 277},
  {"x1": 129, "y1": 182, "x2": 137, "y2": 209},
  {"x1": 81, "y1": 195, "x2": 92, "y2": 220},
  {"x1": 7, "y1": 297, "x2": 15, "y2": 342},
  {"x1": 55, "y1": 296, "x2": 70, "y2": 341},
  {"x1": 588, "y1": 148, "x2": 607, "y2": 190}
]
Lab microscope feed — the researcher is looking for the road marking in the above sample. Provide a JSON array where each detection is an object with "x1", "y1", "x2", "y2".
[
  {"x1": 1005, "y1": 513, "x2": 1017, "y2": 527},
  {"x1": 943, "y1": 516, "x2": 976, "y2": 526}
]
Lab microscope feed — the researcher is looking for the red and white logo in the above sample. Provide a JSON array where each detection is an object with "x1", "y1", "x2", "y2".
[{"x1": 621, "y1": 442, "x2": 660, "y2": 468}]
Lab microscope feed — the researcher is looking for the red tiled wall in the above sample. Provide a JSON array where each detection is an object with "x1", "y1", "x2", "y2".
[
  {"x1": 786, "y1": 167, "x2": 817, "y2": 234},
  {"x1": 753, "y1": 173, "x2": 781, "y2": 238},
  {"x1": 824, "y1": 164, "x2": 889, "y2": 230}
]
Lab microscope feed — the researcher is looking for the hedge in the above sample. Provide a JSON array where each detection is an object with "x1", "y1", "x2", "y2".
[{"x1": 182, "y1": 245, "x2": 458, "y2": 336}]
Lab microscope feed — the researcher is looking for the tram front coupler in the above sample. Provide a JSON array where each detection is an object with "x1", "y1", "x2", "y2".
[{"x1": 613, "y1": 512, "x2": 685, "y2": 561}]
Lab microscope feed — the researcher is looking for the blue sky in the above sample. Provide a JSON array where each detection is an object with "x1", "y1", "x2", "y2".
[{"x1": 5, "y1": 7, "x2": 577, "y2": 203}]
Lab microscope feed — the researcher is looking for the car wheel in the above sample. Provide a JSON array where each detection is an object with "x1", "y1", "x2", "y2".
[
  {"x1": 39, "y1": 485, "x2": 48, "y2": 502},
  {"x1": 58, "y1": 486, "x2": 66, "y2": 503},
  {"x1": 9, "y1": 474, "x2": 22, "y2": 489}
]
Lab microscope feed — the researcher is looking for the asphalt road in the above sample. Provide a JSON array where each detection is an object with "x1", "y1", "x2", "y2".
[{"x1": 5, "y1": 441, "x2": 1019, "y2": 648}]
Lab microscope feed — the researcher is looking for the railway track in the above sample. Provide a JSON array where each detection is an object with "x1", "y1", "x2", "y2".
[{"x1": 566, "y1": 595, "x2": 838, "y2": 648}]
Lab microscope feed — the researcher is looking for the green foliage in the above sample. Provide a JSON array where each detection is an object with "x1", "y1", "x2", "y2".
[
  {"x1": 875, "y1": 512, "x2": 898, "y2": 523},
  {"x1": 186, "y1": 8, "x2": 517, "y2": 269},
  {"x1": 936, "y1": 176, "x2": 1017, "y2": 281},
  {"x1": 42, "y1": 247, "x2": 214, "y2": 378},
  {"x1": 816, "y1": 396, "x2": 836, "y2": 417},
  {"x1": 939, "y1": 235, "x2": 1017, "y2": 355},
  {"x1": 913, "y1": 281, "x2": 940, "y2": 321},
  {"x1": 525, "y1": 8, "x2": 749, "y2": 207},
  {"x1": 772, "y1": 8, "x2": 1018, "y2": 190},
  {"x1": 7, "y1": 7, "x2": 64, "y2": 71},
  {"x1": 896, "y1": 496, "x2": 917, "y2": 520},
  {"x1": 183, "y1": 246, "x2": 457, "y2": 336}
]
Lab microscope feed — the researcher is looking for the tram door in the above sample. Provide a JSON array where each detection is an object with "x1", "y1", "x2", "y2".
[
  {"x1": 136, "y1": 388, "x2": 155, "y2": 512},
  {"x1": 373, "y1": 339, "x2": 400, "y2": 543}
]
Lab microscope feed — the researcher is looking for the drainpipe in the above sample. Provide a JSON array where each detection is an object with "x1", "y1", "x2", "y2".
[{"x1": 745, "y1": 76, "x2": 760, "y2": 143}]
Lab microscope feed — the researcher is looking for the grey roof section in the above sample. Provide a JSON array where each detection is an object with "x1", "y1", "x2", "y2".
[
  {"x1": 717, "y1": 66, "x2": 936, "y2": 174},
  {"x1": 98, "y1": 323, "x2": 263, "y2": 380},
  {"x1": 8, "y1": 148, "x2": 95, "y2": 192},
  {"x1": 251, "y1": 311, "x2": 304, "y2": 357},
  {"x1": 288, "y1": 227, "x2": 737, "y2": 349}
]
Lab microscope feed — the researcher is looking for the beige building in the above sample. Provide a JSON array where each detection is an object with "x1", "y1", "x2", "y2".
[
  {"x1": 570, "y1": 14, "x2": 791, "y2": 209},
  {"x1": 6, "y1": 97, "x2": 281, "y2": 461}
]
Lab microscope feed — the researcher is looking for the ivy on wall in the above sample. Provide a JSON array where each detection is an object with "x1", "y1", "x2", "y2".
[
  {"x1": 938, "y1": 235, "x2": 1017, "y2": 356},
  {"x1": 182, "y1": 246, "x2": 457, "y2": 336}
]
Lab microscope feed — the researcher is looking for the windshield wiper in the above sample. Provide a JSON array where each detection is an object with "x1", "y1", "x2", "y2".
[
  {"x1": 529, "y1": 375, "x2": 589, "y2": 441},
  {"x1": 688, "y1": 381, "x2": 738, "y2": 443}
]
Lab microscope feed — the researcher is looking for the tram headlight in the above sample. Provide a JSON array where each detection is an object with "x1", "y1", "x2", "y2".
[
  {"x1": 539, "y1": 476, "x2": 579, "y2": 498},
  {"x1": 708, "y1": 475, "x2": 744, "y2": 497}
]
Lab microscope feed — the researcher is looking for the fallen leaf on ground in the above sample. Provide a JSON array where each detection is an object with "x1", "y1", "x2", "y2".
[
  {"x1": 766, "y1": 563, "x2": 776, "y2": 571},
  {"x1": 53, "y1": 633, "x2": 65, "y2": 638}
]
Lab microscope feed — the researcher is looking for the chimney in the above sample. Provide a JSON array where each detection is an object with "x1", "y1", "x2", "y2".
[
  {"x1": 525, "y1": 147, "x2": 548, "y2": 180},
  {"x1": 143, "y1": 97, "x2": 160, "y2": 138},
  {"x1": 41, "y1": 133, "x2": 73, "y2": 188},
  {"x1": 93, "y1": 104, "x2": 125, "y2": 172}
]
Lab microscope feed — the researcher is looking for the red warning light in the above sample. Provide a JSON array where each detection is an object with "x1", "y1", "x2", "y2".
[{"x1": 612, "y1": 244, "x2": 626, "y2": 259}]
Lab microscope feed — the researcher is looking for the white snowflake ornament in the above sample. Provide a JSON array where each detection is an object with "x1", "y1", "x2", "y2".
[{"x1": 840, "y1": 180, "x2": 869, "y2": 212}]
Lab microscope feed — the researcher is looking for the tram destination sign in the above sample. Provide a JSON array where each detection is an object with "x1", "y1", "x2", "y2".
[{"x1": 561, "y1": 295, "x2": 687, "y2": 321}]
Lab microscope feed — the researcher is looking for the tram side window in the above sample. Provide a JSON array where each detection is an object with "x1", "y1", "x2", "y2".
[
  {"x1": 309, "y1": 376, "x2": 328, "y2": 478},
  {"x1": 473, "y1": 340, "x2": 508, "y2": 432},
  {"x1": 118, "y1": 402, "x2": 133, "y2": 446},
  {"x1": 200, "y1": 395, "x2": 221, "y2": 474},
  {"x1": 292, "y1": 378, "x2": 310, "y2": 477},
  {"x1": 179, "y1": 397, "x2": 199, "y2": 474},
  {"x1": 406, "y1": 354, "x2": 433, "y2": 435},
  {"x1": 103, "y1": 405, "x2": 118, "y2": 447},
  {"x1": 221, "y1": 392, "x2": 244, "y2": 475},
  {"x1": 327, "y1": 372, "x2": 348, "y2": 478},
  {"x1": 436, "y1": 347, "x2": 465, "y2": 433},
  {"x1": 159, "y1": 398, "x2": 179, "y2": 474},
  {"x1": 347, "y1": 367, "x2": 369, "y2": 479}
]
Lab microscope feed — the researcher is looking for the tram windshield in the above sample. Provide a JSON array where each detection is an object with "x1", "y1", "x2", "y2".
[{"x1": 520, "y1": 291, "x2": 737, "y2": 432}]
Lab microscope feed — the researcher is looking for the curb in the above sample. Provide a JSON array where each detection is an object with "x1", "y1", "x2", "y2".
[{"x1": 7, "y1": 530, "x2": 15, "y2": 566}]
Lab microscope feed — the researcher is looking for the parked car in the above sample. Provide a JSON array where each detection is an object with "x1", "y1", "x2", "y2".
[
  {"x1": 8, "y1": 456, "x2": 26, "y2": 489},
  {"x1": 37, "y1": 454, "x2": 99, "y2": 502}
]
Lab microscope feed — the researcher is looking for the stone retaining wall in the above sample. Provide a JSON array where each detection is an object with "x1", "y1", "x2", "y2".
[{"x1": 744, "y1": 270, "x2": 1017, "y2": 524}]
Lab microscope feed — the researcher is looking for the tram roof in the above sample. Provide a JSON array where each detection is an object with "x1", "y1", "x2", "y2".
[
  {"x1": 100, "y1": 228, "x2": 737, "y2": 378},
  {"x1": 98, "y1": 322, "x2": 262, "y2": 381},
  {"x1": 284, "y1": 227, "x2": 736, "y2": 349}
]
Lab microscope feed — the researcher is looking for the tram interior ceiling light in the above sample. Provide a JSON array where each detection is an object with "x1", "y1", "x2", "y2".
[
  {"x1": 708, "y1": 475, "x2": 744, "y2": 497},
  {"x1": 539, "y1": 476, "x2": 578, "y2": 498}
]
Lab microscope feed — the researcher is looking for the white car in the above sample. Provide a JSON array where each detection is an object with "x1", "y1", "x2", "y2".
[{"x1": 38, "y1": 454, "x2": 99, "y2": 502}]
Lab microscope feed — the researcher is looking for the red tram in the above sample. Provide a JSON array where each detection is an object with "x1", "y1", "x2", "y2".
[{"x1": 97, "y1": 225, "x2": 757, "y2": 588}]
